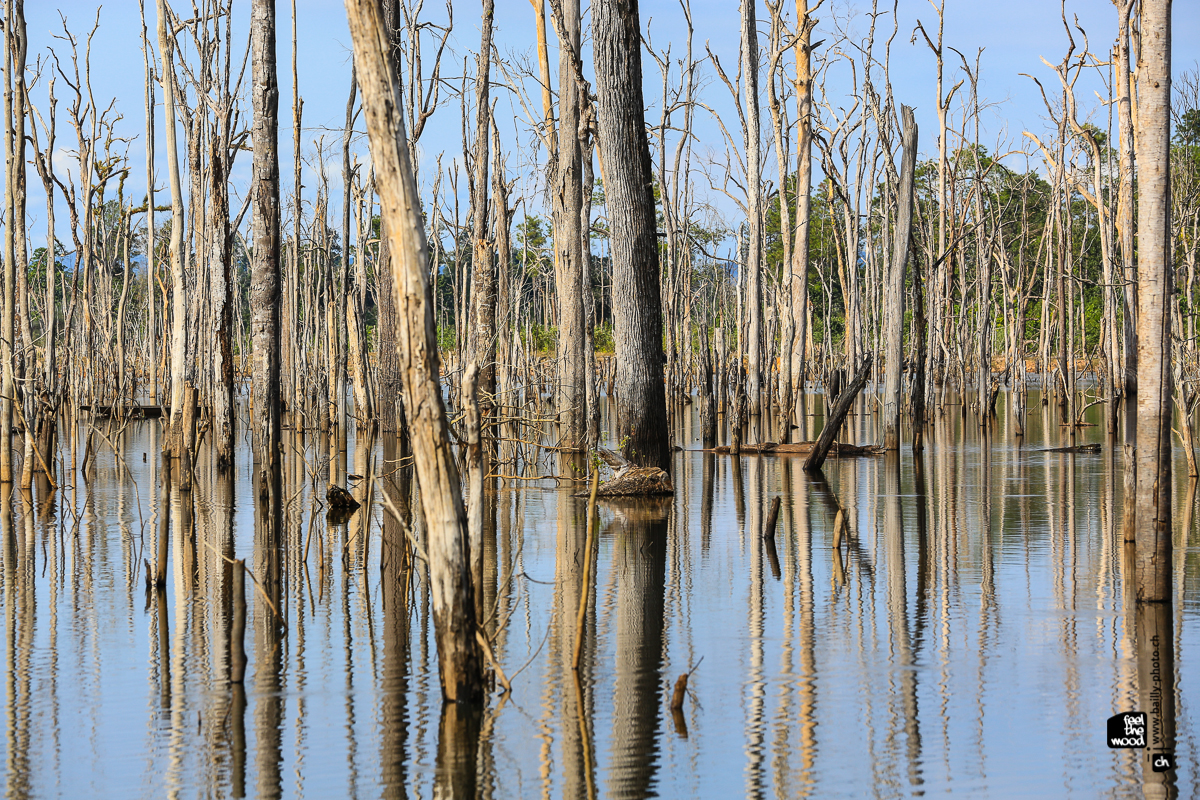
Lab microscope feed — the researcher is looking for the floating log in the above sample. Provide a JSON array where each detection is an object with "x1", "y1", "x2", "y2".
[
  {"x1": 326, "y1": 485, "x2": 361, "y2": 509},
  {"x1": 710, "y1": 440, "x2": 884, "y2": 457},
  {"x1": 1039, "y1": 443, "x2": 1101, "y2": 453}
]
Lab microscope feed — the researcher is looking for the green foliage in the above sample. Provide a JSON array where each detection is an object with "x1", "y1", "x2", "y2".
[{"x1": 594, "y1": 322, "x2": 614, "y2": 353}]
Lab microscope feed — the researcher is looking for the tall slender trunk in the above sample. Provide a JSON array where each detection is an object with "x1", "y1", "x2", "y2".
[
  {"x1": 210, "y1": 124, "x2": 235, "y2": 470},
  {"x1": 466, "y1": 1, "x2": 496, "y2": 405},
  {"x1": 883, "y1": 106, "x2": 917, "y2": 451},
  {"x1": 251, "y1": 0, "x2": 283, "y2": 496},
  {"x1": 741, "y1": 0, "x2": 763, "y2": 418},
  {"x1": 594, "y1": 0, "x2": 670, "y2": 472},
  {"x1": 156, "y1": 0, "x2": 189, "y2": 456},
  {"x1": 790, "y1": 0, "x2": 813, "y2": 403},
  {"x1": 1134, "y1": 0, "x2": 1172, "y2": 603},
  {"x1": 552, "y1": 0, "x2": 589, "y2": 451},
  {"x1": 0, "y1": 0, "x2": 19, "y2": 482},
  {"x1": 345, "y1": 0, "x2": 484, "y2": 702},
  {"x1": 140, "y1": 1, "x2": 157, "y2": 406}
]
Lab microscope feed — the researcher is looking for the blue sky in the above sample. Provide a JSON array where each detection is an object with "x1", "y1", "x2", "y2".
[{"x1": 15, "y1": 0, "x2": 1200, "y2": 255}]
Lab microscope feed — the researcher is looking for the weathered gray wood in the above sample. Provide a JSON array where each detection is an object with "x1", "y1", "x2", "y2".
[
  {"x1": 465, "y1": 1, "x2": 496, "y2": 409},
  {"x1": 883, "y1": 106, "x2": 917, "y2": 451},
  {"x1": 345, "y1": 0, "x2": 483, "y2": 702},
  {"x1": 1134, "y1": 0, "x2": 1173, "y2": 604},
  {"x1": 250, "y1": 0, "x2": 283, "y2": 498},
  {"x1": 804, "y1": 353, "x2": 872, "y2": 472}
]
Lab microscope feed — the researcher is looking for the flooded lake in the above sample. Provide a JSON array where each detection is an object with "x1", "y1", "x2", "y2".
[{"x1": 1, "y1": 391, "x2": 1197, "y2": 798}]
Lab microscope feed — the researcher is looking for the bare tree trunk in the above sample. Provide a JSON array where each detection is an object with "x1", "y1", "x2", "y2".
[
  {"x1": 210, "y1": 120, "x2": 235, "y2": 470},
  {"x1": 0, "y1": 0, "x2": 22, "y2": 483},
  {"x1": 251, "y1": 0, "x2": 283, "y2": 497},
  {"x1": 593, "y1": 0, "x2": 670, "y2": 472},
  {"x1": 156, "y1": 0, "x2": 189, "y2": 457},
  {"x1": 466, "y1": 1, "x2": 496, "y2": 406},
  {"x1": 1115, "y1": 0, "x2": 1137, "y2": 443},
  {"x1": 790, "y1": 0, "x2": 814, "y2": 403},
  {"x1": 741, "y1": 0, "x2": 763, "y2": 418},
  {"x1": 345, "y1": 0, "x2": 483, "y2": 703},
  {"x1": 551, "y1": 0, "x2": 589, "y2": 452},
  {"x1": 1134, "y1": 0, "x2": 1172, "y2": 604},
  {"x1": 883, "y1": 106, "x2": 916, "y2": 451},
  {"x1": 140, "y1": 0, "x2": 157, "y2": 407}
]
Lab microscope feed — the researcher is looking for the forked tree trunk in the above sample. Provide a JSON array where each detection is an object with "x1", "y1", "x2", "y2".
[
  {"x1": 345, "y1": 0, "x2": 483, "y2": 703},
  {"x1": 1133, "y1": 0, "x2": 1172, "y2": 604},
  {"x1": 883, "y1": 106, "x2": 916, "y2": 451},
  {"x1": 251, "y1": 0, "x2": 283, "y2": 496},
  {"x1": 593, "y1": 0, "x2": 670, "y2": 472}
]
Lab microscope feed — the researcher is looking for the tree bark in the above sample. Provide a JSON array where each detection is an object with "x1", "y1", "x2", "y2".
[
  {"x1": 251, "y1": 0, "x2": 283, "y2": 496},
  {"x1": 741, "y1": 0, "x2": 764, "y2": 417},
  {"x1": 883, "y1": 106, "x2": 917, "y2": 450},
  {"x1": 345, "y1": 0, "x2": 484, "y2": 703},
  {"x1": 466, "y1": 1, "x2": 496, "y2": 407},
  {"x1": 1134, "y1": 0, "x2": 1172, "y2": 603},
  {"x1": 551, "y1": 0, "x2": 589, "y2": 452},
  {"x1": 156, "y1": 0, "x2": 189, "y2": 457},
  {"x1": 593, "y1": 0, "x2": 670, "y2": 472}
]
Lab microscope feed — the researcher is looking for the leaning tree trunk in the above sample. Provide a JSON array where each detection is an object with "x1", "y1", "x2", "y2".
[
  {"x1": 250, "y1": 0, "x2": 283, "y2": 498},
  {"x1": 593, "y1": 0, "x2": 670, "y2": 472},
  {"x1": 1134, "y1": 0, "x2": 1172, "y2": 604},
  {"x1": 345, "y1": 0, "x2": 484, "y2": 703},
  {"x1": 883, "y1": 106, "x2": 917, "y2": 451}
]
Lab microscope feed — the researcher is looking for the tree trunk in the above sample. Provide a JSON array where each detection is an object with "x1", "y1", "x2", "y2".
[
  {"x1": 466, "y1": 1, "x2": 496, "y2": 408},
  {"x1": 593, "y1": 0, "x2": 671, "y2": 472},
  {"x1": 209, "y1": 124, "x2": 235, "y2": 470},
  {"x1": 251, "y1": 0, "x2": 283, "y2": 497},
  {"x1": 741, "y1": 0, "x2": 763, "y2": 418},
  {"x1": 551, "y1": 0, "x2": 589, "y2": 452},
  {"x1": 156, "y1": 0, "x2": 189, "y2": 457},
  {"x1": 345, "y1": 0, "x2": 483, "y2": 703},
  {"x1": 883, "y1": 106, "x2": 917, "y2": 451},
  {"x1": 1134, "y1": 0, "x2": 1172, "y2": 604}
]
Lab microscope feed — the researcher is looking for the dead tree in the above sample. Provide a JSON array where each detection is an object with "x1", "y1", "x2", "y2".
[
  {"x1": 345, "y1": 0, "x2": 483, "y2": 703},
  {"x1": 593, "y1": 0, "x2": 671, "y2": 471},
  {"x1": 251, "y1": 0, "x2": 283, "y2": 496},
  {"x1": 883, "y1": 106, "x2": 916, "y2": 450},
  {"x1": 1134, "y1": 0, "x2": 1172, "y2": 604}
]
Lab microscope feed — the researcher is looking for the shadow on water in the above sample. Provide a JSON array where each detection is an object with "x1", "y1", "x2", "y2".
[{"x1": 0, "y1": 390, "x2": 1198, "y2": 798}]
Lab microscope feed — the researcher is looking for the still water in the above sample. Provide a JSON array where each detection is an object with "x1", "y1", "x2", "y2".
[{"x1": 0, "y1": 391, "x2": 1197, "y2": 799}]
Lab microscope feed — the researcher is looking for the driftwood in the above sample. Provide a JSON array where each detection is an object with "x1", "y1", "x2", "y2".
[
  {"x1": 805, "y1": 354, "x2": 873, "y2": 472},
  {"x1": 573, "y1": 447, "x2": 674, "y2": 497},
  {"x1": 1039, "y1": 443, "x2": 1101, "y2": 454},
  {"x1": 710, "y1": 440, "x2": 884, "y2": 457}
]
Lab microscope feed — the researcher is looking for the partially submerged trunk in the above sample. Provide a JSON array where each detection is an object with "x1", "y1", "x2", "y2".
[
  {"x1": 882, "y1": 106, "x2": 917, "y2": 451},
  {"x1": 345, "y1": 0, "x2": 483, "y2": 703},
  {"x1": 251, "y1": 0, "x2": 283, "y2": 496},
  {"x1": 593, "y1": 0, "x2": 670, "y2": 472}
]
